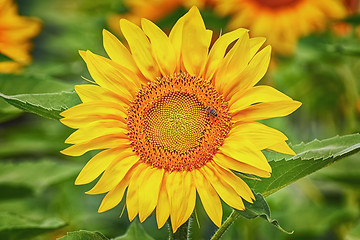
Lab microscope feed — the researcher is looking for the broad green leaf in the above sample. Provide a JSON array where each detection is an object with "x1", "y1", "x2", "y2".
[
  {"x1": 113, "y1": 221, "x2": 154, "y2": 240},
  {"x1": 0, "y1": 91, "x2": 80, "y2": 120},
  {"x1": 0, "y1": 74, "x2": 73, "y2": 95},
  {"x1": 0, "y1": 212, "x2": 65, "y2": 240},
  {"x1": 245, "y1": 134, "x2": 360, "y2": 197},
  {"x1": 0, "y1": 52, "x2": 13, "y2": 62},
  {"x1": 0, "y1": 74, "x2": 80, "y2": 119},
  {"x1": 58, "y1": 230, "x2": 108, "y2": 240},
  {"x1": 0, "y1": 160, "x2": 81, "y2": 199},
  {"x1": 238, "y1": 193, "x2": 292, "y2": 234}
]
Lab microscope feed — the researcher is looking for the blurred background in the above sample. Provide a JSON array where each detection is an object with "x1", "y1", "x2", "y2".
[{"x1": 0, "y1": 0, "x2": 359, "y2": 239}]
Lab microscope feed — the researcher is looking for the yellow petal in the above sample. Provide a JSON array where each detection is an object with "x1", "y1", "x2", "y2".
[
  {"x1": 211, "y1": 162, "x2": 255, "y2": 203},
  {"x1": 120, "y1": 19, "x2": 160, "y2": 80},
  {"x1": 224, "y1": 45, "x2": 271, "y2": 101},
  {"x1": 169, "y1": 15, "x2": 185, "y2": 72},
  {"x1": 61, "y1": 136, "x2": 131, "y2": 157},
  {"x1": 228, "y1": 122, "x2": 288, "y2": 150},
  {"x1": 268, "y1": 142, "x2": 296, "y2": 155},
  {"x1": 60, "y1": 102, "x2": 127, "y2": 129},
  {"x1": 220, "y1": 138, "x2": 271, "y2": 172},
  {"x1": 214, "y1": 153, "x2": 271, "y2": 178},
  {"x1": 102, "y1": 29, "x2": 140, "y2": 75},
  {"x1": 74, "y1": 84, "x2": 124, "y2": 104},
  {"x1": 141, "y1": 18, "x2": 176, "y2": 76},
  {"x1": 138, "y1": 167, "x2": 164, "y2": 222},
  {"x1": 156, "y1": 173, "x2": 170, "y2": 229},
  {"x1": 126, "y1": 163, "x2": 147, "y2": 221},
  {"x1": 65, "y1": 119, "x2": 127, "y2": 144},
  {"x1": 167, "y1": 171, "x2": 196, "y2": 233},
  {"x1": 86, "y1": 152, "x2": 139, "y2": 194},
  {"x1": 82, "y1": 51, "x2": 139, "y2": 99},
  {"x1": 75, "y1": 147, "x2": 130, "y2": 185},
  {"x1": 181, "y1": 6, "x2": 212, "y2": 76},
  {"x1": 192, "y1": 169, "x2": 222, "y2": 227},
  {"x1": 249, "y1": 37, "x2": 266, "y2": 58},
  {"x1": 175, "y1": 172, "x2": 196, "y2": 232},
  {"x1": 201, "y1": 163, "x2": 245, "y2": 210},
  {"x1": 204, "y1": 28, "x2": 248, "y2": 81},
  {"x1": 60, "y1": 101, "x2": 126, "y2": 118},
  {"x1": 231, "y1": 100, "x2": 302, "y2": 122},
  {"x1": 98, "y1": 171, "x2": 132, "y2": 213},
  {"x1": 215, "y1": 31, "x2": 250, "y2": 94},
  {"x1": 229, "y1": 85, "x2": 292, "y2": 111}
]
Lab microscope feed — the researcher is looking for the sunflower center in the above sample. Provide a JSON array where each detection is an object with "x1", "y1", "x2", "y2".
[
  {"x1": 252, "y1": 0, "x2": 302, "y2": 9},
  {"x1": 127, "y1": 73, "x2": 231, "y2": 172},
  {"x1": 144, "y1": 92, "x2": 207, "y2": 152}
]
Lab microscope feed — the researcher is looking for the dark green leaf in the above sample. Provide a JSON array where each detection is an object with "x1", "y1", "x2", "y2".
[
  {"x1": 238, "y1": 193, "x2": 292, "y2": 234},
  {"x1": 245, "y1": 134, "x2": 360, "y2": 197},
  {"x1": 0, "y1": 160, "x2": 81, "y2": 199},
  {"x1": 0, "y1": 52, "x2": 13, "y2": 62},
  {"x1": 0, "y1": 212, "x2": 65, "y2": 240},
  {"x1": 343, "y1": 14, "x2": 360, "y2": 25},
  {"x1": 58, "y1": 230, "x2": 109, "y2": 240},
  {"x1": 113, "y1": 221, "x2": 154, "y2": 240}
]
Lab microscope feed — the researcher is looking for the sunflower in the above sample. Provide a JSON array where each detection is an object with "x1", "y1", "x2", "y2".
[
  {"x1": 0, "y1": 0, "x2": 41, "y2": 73},
  {"x1": 214, "y1": 0, "x2": 346, "y2": 55},
  {"x1": 61, "y1": 6, "x2": 301, "y2": 232},
  {"x1": 107, "y1": 0, "x2": 211, "y2": 35}
]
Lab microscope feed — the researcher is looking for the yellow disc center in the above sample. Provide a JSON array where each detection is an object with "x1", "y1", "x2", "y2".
[{"x1": 144, "y1": 92, "x2": 208, "y2": 152}]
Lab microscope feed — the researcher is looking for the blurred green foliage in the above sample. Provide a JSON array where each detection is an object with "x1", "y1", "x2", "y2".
[{"x1": 0, "y1": 0, "x2": 359, "y2": 239}]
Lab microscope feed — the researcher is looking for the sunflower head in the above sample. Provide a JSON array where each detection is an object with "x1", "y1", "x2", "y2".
[
  {"x1": 0, "y1": 0, "x2": 41, "y2": 73},
  {"x1": 214, "y1": 0, "x2": 347, "y2": 55},
  {"x1": 61, "y1": 6, "x2": 301, "y2": 232}
]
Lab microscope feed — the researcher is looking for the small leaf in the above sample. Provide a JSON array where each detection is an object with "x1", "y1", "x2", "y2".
[
  {"x1": 0, "y1": 52, "x2": 13, "y2": 62},
  {"x1": 0, "y1": 212, "x2": 65, "y2": 240},
  {"x1": 113, "y1": 221, "x2": 154, "y2": 240},
  {"x1": 58, "y1": 230, "x2": 109, "y2": 240},
  {"x1": 0, "y1": 91, "x2": 81, "y2": 120},
  {"x1": 245, "y1": 134, "x2": 360, "y2": 197},
  {"x1": 238, "y1": 193, "x2": 292, "y2": 234},
  {"x1": 0, "y1": 160, "x2": 81, "y2": 199}
]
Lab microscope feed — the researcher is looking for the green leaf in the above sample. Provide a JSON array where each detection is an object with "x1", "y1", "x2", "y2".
[
  {"x1": 238, "y1": 193, "x2": 292, "y2": 234},
  {"x1": 0, "y1": 91, "x2": 81, "y2": 120},
  {"x1": 113, "y1": 221, "x2": 154, "y2": 240},
  {"x1": 0, "y1": 160, "x2": 81, "y2": 199},
  {"x1": 0, "y1": 74, "x2": 73, "y2": 95},
  {"x1": 58, "y1": 230, "x2": 109, "y2": 240},
  {"x1": 0, "y1": 74, "x2": 80, "y2": 119},
  {"x1": 0, "y1": 52, "x2": 13, "y2": 62},
  {"x1": 0, "y1": 212, "x2": 65, "y2": 240},
  {"x1": 245, "y1": 134, "x2": 360, "y2": 197},
  {"x1": 343, "y1": 14, "x2": 360, "y2": 25}
]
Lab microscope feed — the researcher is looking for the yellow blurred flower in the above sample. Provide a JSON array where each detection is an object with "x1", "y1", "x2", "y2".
[
  {"x1": 0, "y1": 0, "x2": 41, "y2": 73},
  {"x1": 215, "y1": 0, "x2": 346, "y2": 55},
  {"x1": 61, "y1": 7, "x2": 300, "y2": 232},
  {"x1": 108, "y1": 0, "x2": 212, "y2": 35}
]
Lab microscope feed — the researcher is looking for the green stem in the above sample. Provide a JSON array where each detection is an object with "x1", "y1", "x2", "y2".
[
  {"x1": 211, "y1": 210, "x2": 240, "y2": 240},
  {"x1": 169, "y1": 218, "x2": 191, "y2": 240}
]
